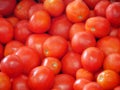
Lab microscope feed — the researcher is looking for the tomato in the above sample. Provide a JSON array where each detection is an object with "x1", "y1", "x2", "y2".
[
  {"x1": 0, "y1": 43, "x2": 4, "y2": 61},
  {"x1": 83, "y1": 82, "x2": 104, "y2": 90},
  {"x1": 103, "y1": 53, "x2": 120, "y2": 73},
  {"x1": 97, "y1": 36, "x2": 120, "y2": 56},
  {"x1": 94, "y1": 0, "x2": 110, "y2": 17},
  {"x1": 66, "y1": 0, "x2": 90, "y2": 23},
  {"x1": 43, "y1": 0, "x2": 65, "y2": 17},
  {"x1": 14, "y1": 20, "x2": 32, "y2": 43},
  {"x1": 106, "y1": 2, "x2": 120, "y2": 27},
  {"x1": 52, "y1": 74, "x2": 75, "y2": 90},
  {"x1": 69, "y1": 23, "x2": 85, "y2": 40},
  {"x1": 0, "y1": 0, "x2": 16, "y2": 16},
  {"x1": 48, "y1": 15, "x2": 72, "y2": 40},
  {"x1": 61, "y1": 51, "x2": 82, "y2": 77},
  {"x1": 4, "y1": 40, "x2": 24, "y2": 56},
  {"x1": 14, "y1": 0, "x2": 36, "y2": 19},
  {"x1": 97, "y1": 70, "x2": 120, "y2": 89},
  {"x1": 73, "y1": 78, "x2": 91, "y2": 90},
  {"x1": 76, "y1": 68, "x2": 94, "y2": 81},
  {"x1": 28, "y1": 66, "x2": 55, "y2": 90},
  {"x1": 41, "y1": 57, "x2": 61, "y2": 75},
  {"x1": 85, "y1": 16, "x2": 110, "y2": 38},
  {"x1": 0, "y1": 72, "x2": 11, "y2": 90},
  {"x1": 71, "y1": 31, "x2": 96, "y2": 54},
  {"x1": 12, "y1": 75, "x2": 30, "y2": 90},
  {"x1": 0, "y1": 18, "x2": 14, "y2": 44},
  {"x1": 43, "y1": 35, "x2": 68, "y2": 59},
  {"x1": 0, "y1": 54, "x2": 23, "y2": 78},
  {"x1": 81, "y1": 47, "x2": 104, "y2": 72},
  {"x1": 26, "y1": 34, "x2": 50, "y2": 60},
  {"x1": 29, "y1": 10, "x2": 51, "y2": 33},
  {"x1": 15, "y1": 46, "x2": 40, "y2": 75}
]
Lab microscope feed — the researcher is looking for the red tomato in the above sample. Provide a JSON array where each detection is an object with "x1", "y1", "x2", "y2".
[
  {"x1": 12, "y1": 75, "x2": 30, "y2": 90},
  {"x1": 52, "y1": 74, "x2": 75, "y2": 90},
  {"x1": 26, "y1": 34, "x2": 50, "y2": 60},
  {"x1": 85, "y1": 16, "x2": 110, "y2": 38},
  {"x1": 0, "y1": 0, "x2": 16, "y2": 16},
  {"x1": 0, "y1": 18, "x2": 14, "y2": 44},
  {"x1": 15, "y1": 46, "x2": 40, "y2": 75},
  {"x1": 43, "y1": 35, "x2": 68, "y2": 59},
  {"x1": 43, "y1": 0, "x2": 65, "y2": 17},
  {"x1": 71, "y1": 31, "x2": 96, "y2": 54},
  {"x1": 66, "y1": 0, "x2": 90, "y2": 23},
  {"x1": 28, "y1": 66, "x2": 55, "y2": 90},
  {"x1": 0, "y1": 43, "x2": 4, "y2": 61},
  {"x1": 81, "y1": 47, "x2": 104, "y2": 72},
  {"x1": 1, "y1": 54, "x2": 23, "y2": 78},
  {"x1": 106, "y1": 2, "x2": 120, "y2": 27},
  {"x1": 4, "y1": 40, "x2": 24, "y2": 56},
  {"x1": 97, "y1": 36, "x2": 120, "y2": 56},
  {"x1": 41, "y1": 57, "x2": 61, "y2": 75},
  {"x1": 14, "y1": 20, "x2": 32, "y2": 43},
  {"x1": 94, "y1": 0, "x2": 110, "y2": 17},
  {"x1": 61, "y1": 51, "x2": 82, "y2": 77},
  {"x1": 14, "y1": 0, "x2": 36, "y2": 19},
  {"x1": 29, "y1": 10, "x2": 51, "y2": 33},
  {"x1": 48, "y1": 15, "x2": 72, "y2": 40},
  {"x1": 73, "y1": 78, "x2": 91, "y2": 90},
  {"x1": 0, "y1": 72, "x2": 11, "y2": 90}
]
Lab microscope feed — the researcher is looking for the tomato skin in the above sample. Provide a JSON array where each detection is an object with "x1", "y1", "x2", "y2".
[
  {"x1": 81, "y1": 47, "x2": 104, "y2": 72},
  {"x1": 85, "y1": 16, "x2": 110, "y2": 38},
  {"x1": 0, "y1": 72, "x2": 11, "y2": 90},
  {"x1": 29, "y1": 10, "x2": 51, "y2": 33},
  {"x1": 52, "y1": 74, "x2": 75, "y2": 90},
  {"x1": 61, "y1": 51, "x2": 82, "y2": 77},
  {"x1": 12, "y1": 75, "x2": 30, "y2": 90},
  {"x1": 0, "y1": 18, "x2": 14, "y2": 44},
  {"x1": 15, "y1": 46, "x2": 40, "y2": 75},
  {"x1": 71, "y1": 31, "x2": 96, "y2": 54},
  {"x1": 28, "y1": 66, "x2": 55, "y2": 90},
  {"x1": 0, "y1": 0, "x2": 16, "y2": 16},
  {"x1": 0, "y1": 43, "x2": 4, "y2": 61},
  {"x1": 106, "y1": 2, "x2": 120, "y2": 27}
]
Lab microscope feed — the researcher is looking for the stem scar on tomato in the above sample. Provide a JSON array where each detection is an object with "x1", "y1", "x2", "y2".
[
  {"x1": 45, "y1": 49, "x2": 49, "y2": 55},
  {"x1": 78, "y1": 15, "x2": 83, "y2": 20},
  {"x1": 91, "y1": 27, "x2": 96, "y2": 32}
]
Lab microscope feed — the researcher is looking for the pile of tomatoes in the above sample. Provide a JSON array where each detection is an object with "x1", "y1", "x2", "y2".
[{"x1": 0, "y1": 0, "x2": 120, "y2": 90}]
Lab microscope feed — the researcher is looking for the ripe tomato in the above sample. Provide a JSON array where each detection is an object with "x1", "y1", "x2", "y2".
[
  {"x1": 52, "y1": 74, "x2": 75, "y2": 90},
  {"x1": 61, "y1": 51, "x2": 82, "y2": 77},
  {"x1": 28, "y1": 66, "x2": 55, "y2": 90},
  {"x1": 83, "y1": 82, "x2": 104, "y2": 90},
  {"x1": 0, "y1": 18, "x2": 14, "y2": 44},
  {"x1": 66, "y1": 0, "x2": 90, "y2": 23},
  {"x1": 48, "y1": 15, "x2": 72, "y2": 40},
  {"x1": 41, "y1": 57, "x2": 61, "y2": 75},
  {"x1": 26, "y1": 34, "x2": 50, "y2": 60},
  {"x1": 73, "y1": 78, "x2": 91, "y2": 90},
  {"x1": 15, "y1": 46, "x2": 40, "y2": 75},
  {"x1": 81, "y1": 47, "x2": 104, "y2": 72},
  {"x1": 43, "y1": 0, "x2": 65, "y2": 17},
  {"x1": 14, "y1": 0, "x2": 36, "y2": 19},
  {"x1": 4, "y1": 40, "x2": 24, "y2": 56},
  {"x1": 97, "y1": 36, "x2": 120, "y2": 56},
  {"x1": 0, "y1": 0, "x2": 16, "y2": 16},
  {"x1": 12, "y1": 74, "x2": 30, "y2": 90},
  {"x1": 14, "y1": 20, "x2": 32, "y2": 43},
  {"x1": 106, "y1": 2, "x2": 120, "y2": 27},
  {"x1": 94, "y1": 0, "x2": 110, "y2": 17},
  {"x1": 97, "y1": 70, "x2": 120, "y2": 90},
  {"x1": 0, "y1": 43, "x2": 4, "y2": 61},
  {"x1": 103, "y1": 53, "x2": 120, "y2": 73},
  {"x1": 85, "y1": 16, "x2": 110, "y2": 38},
  {"x1": 76, "y1": 68, "x2": 94, "y2": 81},
  {"x1": 0, "y1": 72, "x2": 11, "y2": 90},
  {"x1": 29, "y1": 10, "x2": 51, "y2": 33},
  {"x1": 43, "y1": 35, "x2": 68, "y2": 59},
  {"x1": 71, "y1": 31, "x2": 96, "y2": 54}
]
